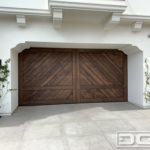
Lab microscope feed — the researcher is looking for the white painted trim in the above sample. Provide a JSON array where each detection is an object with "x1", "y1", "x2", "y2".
[
  {"x1": 0, "y1": 7, "x2": 51, "y2": 16},
  {"x1": 104, "y1": 13, "x2": 121, "y2": 30},
  {"x1": 121, "y1": 14, "x2": 150, "y2": 32},
  {"x1": 16, "y1": 15, "x2": 26, "y2": 27},
  {"x1": 131, "y1": 22, "x2": 143, "y2": 32},
  {"x1": 0, "y1": 113, "x2": 12, "y2": 116},
  {"x1": 1, "y1": 8, "x2": 150, "y2": 23},
  {"x1": 1, "y1": 7, "x2": 150, "y2": 23},
  {"x1": 53, "y1": 8, "x2": 63, "y2": 28},
  {"x1": 0, "y1": 2, "x2": 150, "y2": 26},
  {"x1": 49, "y1": 0, "x2": 127, "y2": 13},
  {"x1": 1, "y1": 1, "x2": 150, "y2": 31},
  {"x1": 121, "y1": 14, "x2": 150, "y2": 23}
]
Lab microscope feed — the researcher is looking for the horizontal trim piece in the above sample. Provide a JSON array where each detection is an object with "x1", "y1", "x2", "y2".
[
  {"x1": 121, "y1": 14, "x2": 150, "y2": 22},
  {"x1": 80, "y1": 97, "x2": 126, "y2": 102},
  {"x1": 49, "y1": 0, "x2": 127, "y2": 13},
  {"x1": 80, "y1": 85, "x2": 123, "y2": 89},
  {"x1": 0, "y1": 7, "x2": 51, "y2": 16},
  {"x1": 21, "y1": 86, "x2": 73, "y2": 90},
  {"x1": 0, "y1": 113, "x2": 12, "y2": 116},
  {"x1": 0, "y1": 1, "x2": 150, "y2": 25}
]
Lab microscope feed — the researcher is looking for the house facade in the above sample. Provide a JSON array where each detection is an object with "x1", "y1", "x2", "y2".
[{"x1": 0, "y1": 0, "x2": 150, "y2": 115}]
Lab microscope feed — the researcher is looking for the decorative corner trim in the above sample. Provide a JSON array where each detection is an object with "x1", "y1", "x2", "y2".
[
  {"x1": 104, "y1": 13, "x2": 121, "y2": 30},
  {"x1": 1, "y1": 1, "x2": 150, "y2": 31},
  {"x1": 131, "y1": 22, "x2": 143, "y2": 32},
  {"x1": 16, "y1": 15, "x2": 26, "y2": 27},
  {"x1": 53, "y1": 8, "x2": 63, "y2": 28}
]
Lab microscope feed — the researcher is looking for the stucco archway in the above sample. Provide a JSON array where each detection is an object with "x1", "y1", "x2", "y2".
[{"x1": 10, "y1": 42, "x2": 144, "y2": 113}]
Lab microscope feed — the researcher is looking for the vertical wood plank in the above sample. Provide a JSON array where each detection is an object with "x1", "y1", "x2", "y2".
[
  {"x1": 18, "y1": 53, "x2": 23, "y2": 105},
  {"x1": 123, "y1": 54, "x2": 128, "y2": 101},
  {"x1": 76, "y1": 50, "x2": 80, "y2": 102},
  {"x1": 72, "y1": 50, "x2": 76, "y2": 103}
]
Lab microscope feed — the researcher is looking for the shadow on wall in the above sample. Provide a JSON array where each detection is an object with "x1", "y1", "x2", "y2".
[{"x1": 0, "y1": 102, "x2": 141, "y2": 127}]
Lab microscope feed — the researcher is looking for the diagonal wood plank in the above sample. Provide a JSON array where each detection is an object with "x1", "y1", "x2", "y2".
[{"x1": 19, "y1": 48, "x2": 127, "y2": 106}]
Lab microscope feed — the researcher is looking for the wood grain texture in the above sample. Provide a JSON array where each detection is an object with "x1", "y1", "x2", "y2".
[
  {"x1": 79, "y1": 50, "x2": 127, "y2": 103},
  {"x1": 19, "y1": 48, "x2": 127, "y2": 106},
  {"x1": 19, "y1": 48, "x2": 74, "y2": 106}
]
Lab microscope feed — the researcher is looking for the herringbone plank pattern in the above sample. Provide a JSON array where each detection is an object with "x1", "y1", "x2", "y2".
[
  {"x1": 19, "y1": 48, "x2": 127, "y2": 106},
  {"x1": 19, "y1": 49, "x2": 74, "y2": 105},
  {"x1": 79, "y1": 50, "x2": 127, "y2": 102}
]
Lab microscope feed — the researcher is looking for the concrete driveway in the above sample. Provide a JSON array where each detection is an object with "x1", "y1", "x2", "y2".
[{"x1": 0, "y1": 102, "x2": 150, "y2": 150}]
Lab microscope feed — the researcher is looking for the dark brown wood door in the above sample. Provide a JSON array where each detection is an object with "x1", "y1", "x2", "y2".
[
  {"x1": 19, "y1": 48, "x2": 127, "y2": 106},
  {"x1": 78, "y1": 50, "x2": 127, "y2": 103}
]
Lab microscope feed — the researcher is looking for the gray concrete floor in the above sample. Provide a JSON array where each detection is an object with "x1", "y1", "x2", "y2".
[{"x1": 0, "y1": 102, "x2": 150, "y2": 150}]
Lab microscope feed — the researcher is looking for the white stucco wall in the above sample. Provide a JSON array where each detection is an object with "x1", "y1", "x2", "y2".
[
  {"x1": 0, "y1": 14, "x2": 150, "y2": 114},
  {"x1": 125, "y1": 0, "x2": 150, "y2": 15},
  {"x1": 128, "y1": 52, "x2": 144, "y2": 107},
  {"x1": 1, "y1": 0, "x2": 150, "y2": 16},
  {"x1": 0, "y1": 0, "x2": 48, "y2": 9},
  {"x1": 0, "y1": 0, "x2": 150, "y2": 114}
]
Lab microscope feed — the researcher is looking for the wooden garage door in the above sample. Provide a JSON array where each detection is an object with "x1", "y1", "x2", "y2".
[{"x1": 19, "y1": 48, "x2": 127, "y2": 106}]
